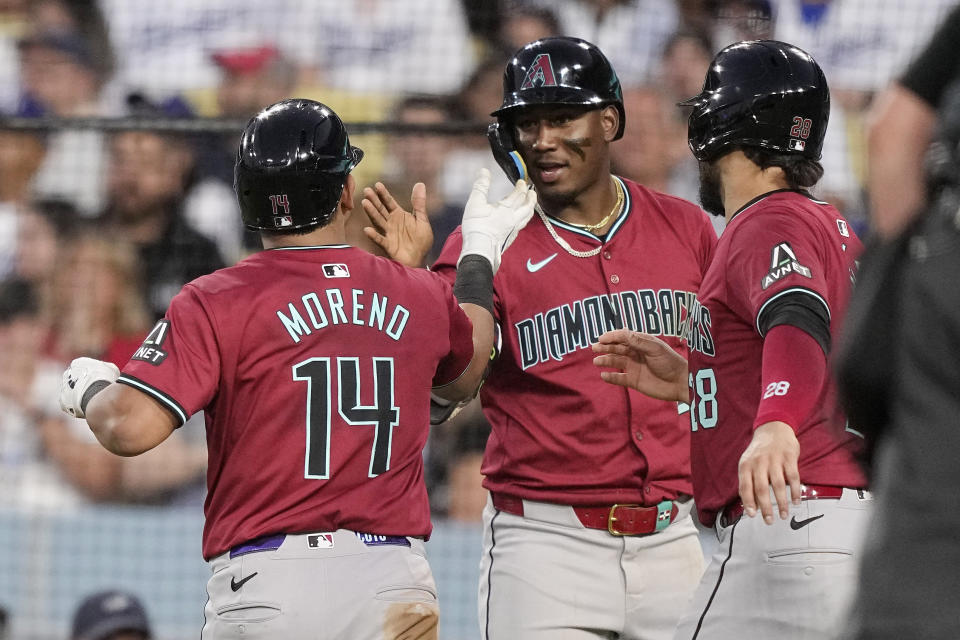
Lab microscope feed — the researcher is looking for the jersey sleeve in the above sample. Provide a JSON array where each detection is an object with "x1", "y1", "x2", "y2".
[
  {"x1": 116, "y1": 284, "x2": 221, "y2": 426},
  {"x1": 431, "y1": 227, "x2": 460, "y2": 285},
  {"x1": 724, "y1": 209, "x2": 831, "y2": 334}
]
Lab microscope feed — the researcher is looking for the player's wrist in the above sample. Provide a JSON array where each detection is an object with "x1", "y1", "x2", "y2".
[
  {"x1": 458, "y1": 230, "x2": 499, "y2": 272},
  {"x1": 453, "y1": 254, "x2": 494, "y2": 314},
  {"x1": 60, "y1": 357, "x2": 121, "y2": 419}
]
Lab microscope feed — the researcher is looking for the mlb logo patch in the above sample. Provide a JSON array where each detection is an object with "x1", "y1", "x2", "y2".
[
  {"x1": 307, "y1": 533, "x2": 335, "y2": 549},
  {"x1": 836, "y1": 219, "x2": 850, "y2": 237},
  {"x1": 788, "y1": 139, "x2": 805, "y2": 152},
  {"x1": 323, "y1": 263, "x2": 350, "y2": 278},
  {"x1": 274, "y1": 215, "x2": 293, "y2": 228}
]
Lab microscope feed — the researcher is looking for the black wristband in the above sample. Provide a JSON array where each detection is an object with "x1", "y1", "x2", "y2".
[
  {"x1": 454, "y1": 254, "x2": 494, "y2": 314},
  {"x1": 80, "y1": 379, "x2": 113, "y2": 414}
]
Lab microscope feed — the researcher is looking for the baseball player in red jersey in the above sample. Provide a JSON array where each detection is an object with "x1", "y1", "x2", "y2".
[
  {"x1": 56, "y1": 99, "x2": 536, "y2": 640},
  {"x1": 594, "y1": 41, "x2": 871, "y2": 638},
  {"x1": 367, "y1": 37, "x2": 716, "y2": 640}
]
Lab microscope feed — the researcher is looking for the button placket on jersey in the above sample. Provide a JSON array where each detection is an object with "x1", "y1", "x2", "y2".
[{"x1": 601, "y1": 247, "x2": 619, "y2": 285}]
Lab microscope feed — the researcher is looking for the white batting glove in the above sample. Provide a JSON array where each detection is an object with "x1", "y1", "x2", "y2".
[
  {"x1": 459, "y1": 168, "x2": 537, "y2": 273},
  {"x1": 59, "y1": 357, "x2": 120, "y2": 419}
]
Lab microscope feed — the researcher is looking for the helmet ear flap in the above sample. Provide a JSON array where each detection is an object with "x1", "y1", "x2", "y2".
[{"x1": 487, "y1": 122, "x2": 528, "y2": 184}]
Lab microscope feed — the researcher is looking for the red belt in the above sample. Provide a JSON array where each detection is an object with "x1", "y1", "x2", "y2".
[
  {"x1": 491, "y1": 492, "x2": 680, "y2": 536},
  {"x1": 719, "y1": 484, "x2": 848, "y2": 528}
]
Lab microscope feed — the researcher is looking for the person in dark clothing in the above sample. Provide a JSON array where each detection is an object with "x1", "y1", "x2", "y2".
[
  {"x1": 99, "y1": 128, "x2": 225, "y2": 320},
  {"x1": 837, "y1": 6, "x2": 960, "y2": 639}
]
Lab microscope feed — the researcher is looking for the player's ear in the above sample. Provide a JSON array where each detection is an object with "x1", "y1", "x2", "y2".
[
  {"x1": 600, "y1": 105, "x2": 619, "y2": 142},
  {"x1": 339, "y1": 174, "x2": 356, "y2": 217}
]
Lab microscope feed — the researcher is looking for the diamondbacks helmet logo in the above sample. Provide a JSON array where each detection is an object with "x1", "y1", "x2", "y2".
[
  {"x1": 519, "y1": 54, "x2": 558, "y2": 89},
  {"x1": 762, "y1": 242, "x2": 812, "y2": 289},
  {"x1": 492, "y1": 37, "x2": 626, "y2": 141}
]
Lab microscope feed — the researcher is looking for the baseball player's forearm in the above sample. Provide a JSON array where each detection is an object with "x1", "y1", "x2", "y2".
[
  {"x1": 85, "y1": 383, "x2": 178, "y2": 457},
  {"x1": 433, "y1": 302, "x2": 494, "y2": 402},
  {"x1": 867, "y1": 84, "x2": 936, "y2": 240}
]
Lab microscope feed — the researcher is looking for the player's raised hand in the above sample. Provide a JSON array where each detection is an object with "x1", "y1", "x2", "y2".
[
  {"x1": 362, "y1": 181, "x2": 433, "y2": 268},
  {"x1": 59, "y1": 357, "x2": 120, "y2": 419},
  {"x1": 459, "y1": 168, "x2": 536, "y2": 273},
  {"x1": 738, "y1": 420, "x2": 802, "y2": 525},
  {"x1": 592, "y1": 329, "x2": 690, "y2": 402}
]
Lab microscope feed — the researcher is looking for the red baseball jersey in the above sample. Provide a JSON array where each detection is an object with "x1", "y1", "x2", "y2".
[
  {"x1": 117, "y1": 245, "x2": 474, "y2": 559},
  {"x1": 686, "y1": 190, "x2": 867, "y2": 525},
  {"x1": 434, "y1": 177, "x2": 716, "y2": 506}
]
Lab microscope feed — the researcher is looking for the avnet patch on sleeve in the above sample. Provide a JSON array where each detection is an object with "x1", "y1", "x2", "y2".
[{"x1": 131, "y1": 319, "x2": 170, "y2": 365}]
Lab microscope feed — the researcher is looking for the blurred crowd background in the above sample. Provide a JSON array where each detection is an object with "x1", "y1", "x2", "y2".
[{"x1": 0, "y1": 0, "x2": 954, "y2": 638}]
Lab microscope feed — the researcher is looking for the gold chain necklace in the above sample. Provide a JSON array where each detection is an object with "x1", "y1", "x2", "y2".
[
  {"x1": 564, "y1": 178, "x2": 624, "y2": 232},
  {"x1": 536, "y1": 178, "x2": 624, "y2": 259}
]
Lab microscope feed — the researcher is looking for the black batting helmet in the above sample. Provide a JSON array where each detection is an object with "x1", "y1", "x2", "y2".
[
  {"x1": 680, "y1": 40, "x2": 830, "y2": 162},
  {"x1": 235, "y1": 99, "x2": 363, "y2": 231},
  {"x1": 492, "y1": 36, "x2": 625, "y2": 141}
]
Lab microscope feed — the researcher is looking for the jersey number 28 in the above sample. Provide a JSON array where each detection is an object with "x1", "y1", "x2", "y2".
[
  {"x1": 687, "y1": 368, "x2": 718, "y2": 431},
  {"x1": 293, "y1": 357, "x2": 399, "y2": 479}
]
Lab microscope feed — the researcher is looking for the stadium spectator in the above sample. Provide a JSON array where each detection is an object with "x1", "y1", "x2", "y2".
[
  {"x1": 0, "y1": 129, "x2": 47, "y2": 277},
  {"x1": 15, "y1": 0, "x2": 123, "y2": 215},
  {"x1": 442, "y1": 54, "x2": 516, "y2": 212},
  {"x1": 709, "y1": 0, "x2": 773, "y2": 47},
  {"x1": 659, "y1": 29, "x2": 715, "y2": 108},
  {"x1": 44, "y1": 228, "x2": 150, "y2": 367},
  {"x1": 611, "y1": 86, "x2": 688, "y2": 197},
  {"x1": 0, "y1": 129, "x2": 46, "y2": 205},
  {"x1": 293, "y1": 0, "x2": 476, "y2": 95},
  {"x1": 70, "y1": 589, "x2": 151, "y2": 640},
  {"x1": 24, "y1": 0, "x2": 115, "y2": 81},
  {"x1": 11, "y1": 199, "x2": 76, "y2": 318},
  {"x1": 98, "y1": 0, "x2": 305, "y2": 98},
  {"x1": 378, "y1": 95, "x2": 464, "y2": 262},
  {"x1": 518, "y1": 0, "x2": 679, "y2": 88},
  {"x1": 98, "y1": 127, "x2": 225, "y2": 319},
  {"x1": 0, "y1": 277, "x2": 123, "y2": 505},
  {"x1": 495, "y1": 5, "x2": 561, "y2": 55},
  {"x1": 211, "y1": 43, "x2": 297, "y2": 121}
]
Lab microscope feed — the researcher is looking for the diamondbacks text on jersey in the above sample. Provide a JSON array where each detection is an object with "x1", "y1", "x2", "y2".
[{"x1": 434, "y1": 177, "x2": 716, "y2": 506}]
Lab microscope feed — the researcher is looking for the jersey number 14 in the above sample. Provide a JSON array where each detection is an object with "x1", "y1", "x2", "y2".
[{"x1": 293, "y1": 357, "x2": 399, "y2": 479}]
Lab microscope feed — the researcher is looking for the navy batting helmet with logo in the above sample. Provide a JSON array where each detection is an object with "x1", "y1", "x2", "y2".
[
  {"x1": 234, "y1": 99, "x2": 364, "y2": 231},
  {"x1": 680, "y1": 40, "x2": 830, "y2": 162},
  {"x1": 492, "y1": 37, "x2": 625, "y2": 141}
]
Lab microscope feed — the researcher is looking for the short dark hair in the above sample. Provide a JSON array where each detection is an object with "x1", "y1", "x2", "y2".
[
  {"x1": 741, "y1": 146, "x2": 824, "y2": 189},
  {"x1": 260, "y1": 223, "x2": 324, "y2": 240},
  {"x1": 0, "y1": 278, "x2": 38, "y2": 325}
]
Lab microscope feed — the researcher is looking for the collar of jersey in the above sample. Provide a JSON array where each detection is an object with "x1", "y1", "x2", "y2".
[
  {"x1": 729, "y1": 188, "x2": 825, "y2": 222},
  {"x1": 268, "y1": 244, "x2": 351, "y2": 251},
  {"x1": 540, "y1": 176, "x2": 631, "y2": 242}
]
